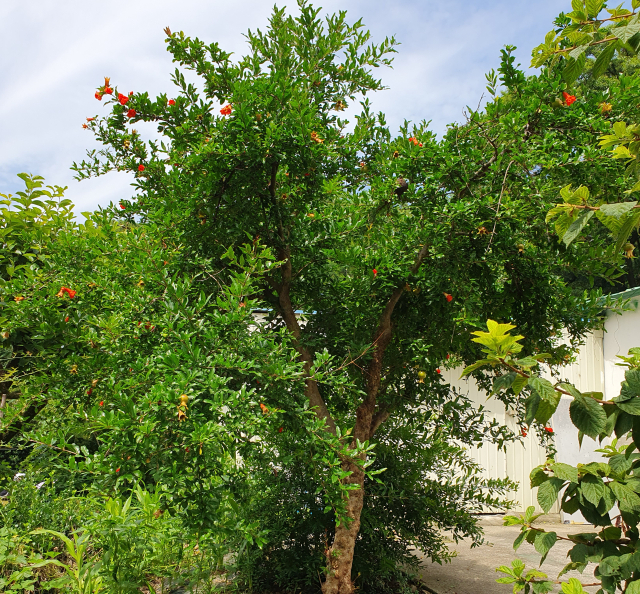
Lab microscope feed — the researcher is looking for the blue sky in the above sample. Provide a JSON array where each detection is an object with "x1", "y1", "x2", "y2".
[{"x1": 0, "y1": 0, "x2": 569, "y2": 212}]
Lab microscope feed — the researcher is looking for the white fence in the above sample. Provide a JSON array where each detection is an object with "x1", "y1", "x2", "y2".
[{"x1": 441, "y1": 330, "x2": 604, "y2": 513}]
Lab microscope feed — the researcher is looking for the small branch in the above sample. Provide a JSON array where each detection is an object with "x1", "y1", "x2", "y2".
[{"x1": 486, "y1": 160, "x2": 514, "y2": 252}]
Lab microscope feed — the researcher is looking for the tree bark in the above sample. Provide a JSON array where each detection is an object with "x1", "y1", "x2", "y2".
[{"x1": 321, "y1": 245, "x2": 431, "y2": 594}]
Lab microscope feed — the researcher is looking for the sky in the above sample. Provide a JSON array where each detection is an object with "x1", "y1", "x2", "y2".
[{"x1": 0, "y1": 0, "x2": 569, "y2": 213}]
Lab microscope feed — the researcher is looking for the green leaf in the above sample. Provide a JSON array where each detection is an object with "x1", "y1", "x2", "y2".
[
  {"x1": 609, "y1": 481, "x2": 640, "y2": 512},
  {"x1": 614, "y1": 396, "x2": 640, "y2": 415},
  {"x1": 513, "y1": 530, "x2": 527, "y2": 551},
  {"x1": 570, "y1": 394, "x2": 607, "y2": 438},
  {"x1": 609, "y1": 453, "x2": 634, "y2": 474},
  {"x1": 563, "y1": 210, "x2": 595, "y2": 246},
  {"x1": 529, "y1": 376, "x2": 559, "y2": 403},
  {"x1": 563, "y1": 53, "x2": 587, "y2": 84},
  {"x1": 461, "y1": 359, "x2": 491, "y2": 377},
  {"x1": 586, "y1": 0, "x2": 604, "y2": 18},
  {"x1": 538, "y1": 478, "x2": 564, "y2": 512},
  {"x1": 626, "y1": 580, "x2": 640, "y2": 593},
  {"x1": 561, "y1": 577, "x2": 588, "y2": 593},
  {"x1": 513, "y1": 374, "x2": 529, "y2": 395},
  {"x1": 525, "y1": 392, "x2": 541, "y2": 426},
  {"x1": 551, "y1": 463, "x2": 579, "y2": 483},
  {"x1": 580, "y1": 474, "x2": 605, "y2": 506},
  {"x1": 531, "y1": 466, "x2": 549, "y2": 488},
  {"x1": 621, "y1": 369, "x2": 640, "y2": 400},
  {"x1": 591, "y1": 41, "x2": 616, "y2": 79},
  {"x1": 534, "y1": 530, "x2": 557, "y2": 559},
  {"x1": 493, "y1": 372, "x2": 516, "y2": 394},
  {"x1": 536, "y1": 397, "x2": 559, "y2": 426},
  {"x1": 599, "y1": 201, "x2": 637, "y2": 218}
]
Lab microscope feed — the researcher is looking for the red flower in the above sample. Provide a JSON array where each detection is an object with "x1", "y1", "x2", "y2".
[
  {"x1": 116, "y1": 467, "x2": 120, "y2": 473},
  {"x1": 372, "y1": 268, "x2": 377, "y2": 276},
  {"x1": 446, "y1": 354, "x2": 450, "y2": 360},
  {"x1": 129, "y1": 91, "x2": 133, "y2": 96},
  {"x1": 65, "y1": 316, "x2": 69, "y2": 322},
  {"x1": 104, "y1": 87, "x2": 113, "y2": 95},
  {"x1": 86, "y1": 117, "x2": 95, "y2": 122},
  {"x1": 443, "y1": 292, "x2": 453, "y2": 302},
  {"x1": 138, "y1": 164, "x2": 145, "y2": 172},
  {"x1": 545, "y1": 427, "x2": 554, "y2": 434},
  {"x1": 436, "y1": 368, "x2": 441, "y2": 374},
  {"x1": 521, "y1": 428, "x2": 527, "y2": 437},
  {"x1": 127, "y1": 109, "x2": 136, "y2": 118},
  {"x1": 279, "y1": 427, "x2": 283, "y2": 433},
  {"x1": 95, "y1": 92, "x2": 103, "y2": 100},
  {"x1": 87, "y1": 388, "x2": 93, "y2": 396},
  {"x1": 185, "y1": 447, "x2": 190, "y2": 453},
  {"x1": 118, "y1": 93, "x2": 129, "y2": 105},
  {"x1": 119, "y1": 203, "x2": 125, "y2": 210},
  {"x1": 408, "y1": 137, "x2": 421, "y2": 146},
  {"x1": 562, "y1": 91, "x2": 576, "y2": 106},
  {"x1": 57, "y1": 287, "x2": 76, "y2": 299},
  {"x1": 168, "y1": 99, "x2": 176, "y2": 106},
  {"x1": 99, "y1": 401, "x2": 104, "y2": 406},
  {"x1": 82, "y1": 124, "x2": 88, "y2": 129},
  {"x1": 220, "y1": 104, "x2": 232, "y2": 115},
  {"x1": 239, "y1": 302, "x2": 246, "y2": 307}
]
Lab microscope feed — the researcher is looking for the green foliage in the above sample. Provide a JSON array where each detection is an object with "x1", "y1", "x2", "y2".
[{"x1": 9, "y1": 0, "x2": 640, "y2": 588}]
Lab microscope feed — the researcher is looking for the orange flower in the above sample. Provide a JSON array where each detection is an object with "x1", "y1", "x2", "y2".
[
  {"x1": 168, "y1": 99, "x2": 176, "y2": 106},
  {"x1": 99, "y1": 401, "x2": 104, "y2": 407},
  {"x1": 138, "y1": 164, "x2": 145, "y2": 172},
  {"x1": 86, "y1": 117, "x2": 95, "y2": 122},
  {"x1": 104, "y1": 87, "x2": 113, "y2": 95},
  {"x1": 443, "y1": 292, "x2": 453, "y2": 302},
  {"x1": 82, "y1": 124, "x2": 88, "y2": 129},
  {"x1": 56, "y1": 287, "x2": 76, "y2": 299},
  {"x1": 116, "y1": 467, "x2": 120, "y2": 473},
  {"x1": 310, "y1": 131, "x2": 324, "y2": 143},
  {"x1": 408, "y1": 137, "x2": 422, "y2": 147},
  {"x1": 14, "y1": 296, "x2": 25, "y2": 302},
  {"x1": 95, "y1": 92, "x2": 103, "y2": 100},
  {"x1": 260, "y1": 403, "x2": 268, "y2": 414},
  {"x1": 372, "y1": 268, "x2": 377, "y2": 276},
  {"x1": 104, "y1": 77, "x2": 111, "y2": 87},
  {"x1": 118, "y1": 93, "x2": 129, "y2": 105},
  {"x1": 562, "y1": 91, "x2": 576, "y2": 106},
  {"x1": 127, "y1": 109, "x2": 136, "y2": 118},
  {"x1": 65, "y1": 316, "x2": 69, "y2": 322},
  {"x1": 545, "y1": 427, "x2": 554, "y2": 434},
  {"x1": 220, "y1": 104, "x2": 232, "y2": 115}
]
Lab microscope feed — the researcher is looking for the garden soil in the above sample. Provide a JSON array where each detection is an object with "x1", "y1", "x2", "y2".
[{"x1": 417, "y1": 514, "x2": 599, "y2": 594}]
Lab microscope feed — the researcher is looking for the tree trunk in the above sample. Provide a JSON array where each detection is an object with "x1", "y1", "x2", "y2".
[
  {"x1": 322, "y1": 459, "x2": 365, "y2": 594},
  {"x1": 270, "y1": 226, "x2": 431, "y2": 592}
]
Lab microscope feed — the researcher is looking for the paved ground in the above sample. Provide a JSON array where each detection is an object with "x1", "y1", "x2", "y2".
[{"x1": 417, "y1": 515, "x2": 600, "y2": 594}]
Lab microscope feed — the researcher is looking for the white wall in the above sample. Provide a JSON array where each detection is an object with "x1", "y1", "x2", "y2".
[
  {"x1": 449, "y1": 331, "x2": 605, "y2": 514},
  {"x1": 604, "y1": 294, "x2": 640, "y2": 401}
]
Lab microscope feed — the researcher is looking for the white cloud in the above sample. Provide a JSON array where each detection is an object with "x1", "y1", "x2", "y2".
[{"x1": 0, "y1": 0, "x2": 569, "y2": 211}]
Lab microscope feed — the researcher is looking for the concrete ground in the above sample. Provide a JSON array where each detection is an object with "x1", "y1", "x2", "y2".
[{"x1": 417, "y1": 515, "x2": 600, "y2": 594}]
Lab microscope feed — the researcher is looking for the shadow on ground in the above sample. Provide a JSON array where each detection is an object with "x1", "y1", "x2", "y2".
[{"x1": 417, "y1": 515, "x2": 599, "y2": 594}]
